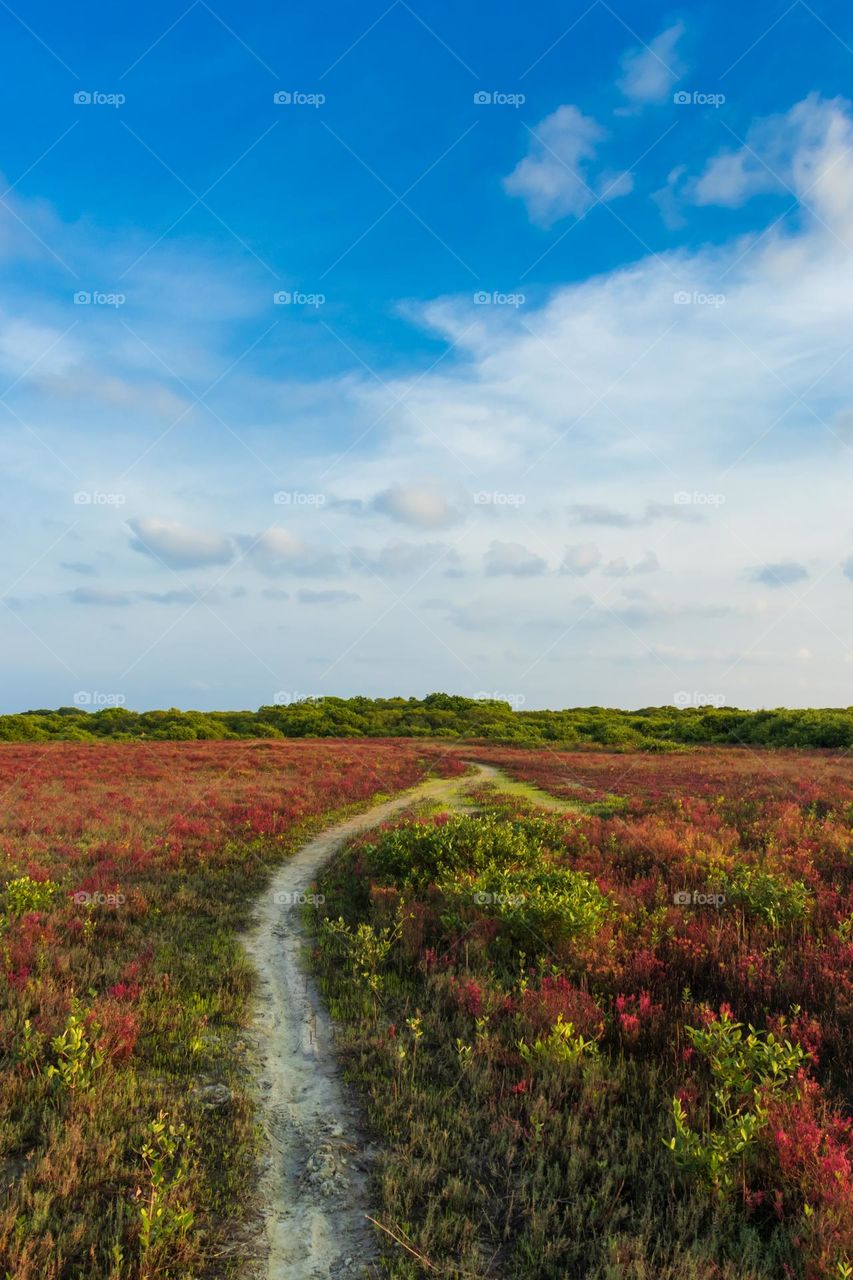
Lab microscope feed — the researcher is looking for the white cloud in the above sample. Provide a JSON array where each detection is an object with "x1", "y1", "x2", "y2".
[
  {"x1": 9, "y1": 93, "x2": 853, "y2": 710},
  {"x1": 245, "y1": 528, "x2": 343, "y2": 578},
  {"x1": 503, "y1": 106, "x2": 632, "y2": 227},
  {"x1": 371, "y1": 482, "x2": 466, "y2": 529},
  {"x1": 634, "y1": 549, "x2": 660, "y2": 575},
  {"x1": 591, "y1": 549, "x2": 661, "y2": 578},
  {"x1": 652, "y1": 165, "x2": 688, "y2": 229},
  {"x1": 692, "y1": 93, "x2": 853, "y2": 212},
  {"x1": 128, "y1": 518, "x2": 234, "y2": 570},
  {"x1": 484, "y1": 541, "x2": 547, "y2": 577},
  {"x1": 618, "y1": 22, "x2": 686, "y2": 105},
  {"x1": 561, "y1": 542, "x2": 602, "y2": 576},
  {"x1": 352, "y1": 540, "x2": 458, "y2": 579}
]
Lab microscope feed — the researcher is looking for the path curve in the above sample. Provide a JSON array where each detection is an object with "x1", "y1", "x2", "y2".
[{"x1": 242, "y1": 763, "x2": 499, "y2": 1280}]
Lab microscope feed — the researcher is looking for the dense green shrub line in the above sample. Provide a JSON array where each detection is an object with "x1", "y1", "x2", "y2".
[{"x1": 5, "y1": 694, "x2": 853, "y2": 747}]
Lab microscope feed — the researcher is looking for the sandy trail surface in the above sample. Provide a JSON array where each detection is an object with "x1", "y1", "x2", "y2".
[
  {"x1": 242, "y1": 761, "x2": 582, "y2": 1278},
  {"x1": 242, "y1": 764, "x2": 506, "y2": 1279}
]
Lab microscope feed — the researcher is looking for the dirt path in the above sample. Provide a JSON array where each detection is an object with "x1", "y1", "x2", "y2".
[
  {"x1": 241, "y1": 762, "x2": 579, "y2": 1279},
  {"x1": 242, "y1": 765, "x2": 496, "y2": 1279}
]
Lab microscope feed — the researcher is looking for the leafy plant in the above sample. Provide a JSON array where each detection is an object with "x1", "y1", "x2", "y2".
[
  {"x1": 667, "y1": 1009, "x2": 809, "y2": 1194},
  {"x1": 4, "y1": 875, "x2": 60, "y2": 916},
  {"x1": 136, "y1": 1111, "x2": 195, "y2": 1260},
  {"x1": 45, "y1": 1004, "x2": 105, "y2": 1093},
  {"x1": 320, "y1": 915, "x2": 406, "y2": 1012},
  {"x1": 721, "y1": 865, "x2": 811, "y2": 928},
  {"x1": 362, "y1": 812, "x2": 544, "y2": 888},
  {"x1": 518, "y1": 1015, "x2": 599, "y2": 1067}
]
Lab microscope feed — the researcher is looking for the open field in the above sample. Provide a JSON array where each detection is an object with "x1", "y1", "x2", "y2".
[
  {"x1": 0, "y1": 740, "x2": 464, "y2": 1279},
  {"x1": 0, "y1": 739, "x2": 851, "y2": 1279},
  {"x1": 313, "y1": 745, "x2": 853, "y2": 1279}
]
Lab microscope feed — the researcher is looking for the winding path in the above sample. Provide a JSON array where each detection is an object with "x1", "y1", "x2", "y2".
[{"x1": 241, "y1": 762, "x2": 572, "y2": 1278}]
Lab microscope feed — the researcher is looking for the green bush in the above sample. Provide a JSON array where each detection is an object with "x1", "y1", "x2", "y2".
[
  {"x1": 4, "y1": 875, "x2": 61, "y2": 916},
  {"x1": 720, "y1": 865, "x2": 811, "y2": 928},
  {"x1": 362, "y1": 813, "x2": 544, "y2": 888}
]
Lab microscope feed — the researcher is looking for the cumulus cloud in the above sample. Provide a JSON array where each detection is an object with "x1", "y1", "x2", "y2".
[
  {"x1": 128, "y1": 518, "x2": 234, "y2": 570},
  {"x1": 603, "y1": 550, "x2": 660, "y2": 578},
  {"x1": 484, "y1": 541, "x2": 547, "y2": 577},
  {"x1": 692, "y1": 93, "x2": 853, "y2": 210},
  {"x1": 370, "y1": 483, "x2": 466, "y2": 530},
  {"x1": 244, "y1": 528, "x2": 343, "y2": 578},
  {"x1": 751, "y1": 562, "x2": 810, "y2": 587},
  {"x1": 11, "y1": 89, "x2": 853, "y2": 707},
  {"x1": 503, "y1": 106, "x2": 632, "y2": 227},
  {"x1": 618, "y1": 22, "x2": 686, "y2": 106},
  {"x1": 351, "y1": 540, "x2": 458, "y2": 578},
  {"x1": 634, "y1": 549, "x2": 660, "y2": 574},
  {"x1": 561, "y1": 542, "x2": 602, "y2": 576}
]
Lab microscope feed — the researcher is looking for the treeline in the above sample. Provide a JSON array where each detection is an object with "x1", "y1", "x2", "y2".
[{"x1": 3, "y1": 695, "x2": 853, "y2": 748}]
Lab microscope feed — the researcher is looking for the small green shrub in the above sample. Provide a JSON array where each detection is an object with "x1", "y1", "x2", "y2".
[
  {"x1": 4, "y1": 874, "x2": 60, "y2": 916},
  {"x1": 361, "y1": 813, "x2": 545, "y2": 887},
  {"x1": 445, "y1": 864, "x2": 610, "y2": 955},
  {"x1": 721, "y1": 865, "x2": 811, "y2": 928},
  {"x1": 518, "y1": 1015, "x2": 599, "y2": 1068},
  {"x1": 666, "y1": 1010, "x2": 809, "y2": 1195},
  {"x1": 46, "y1": 1005, "x2": 105, "y2": 1093}
]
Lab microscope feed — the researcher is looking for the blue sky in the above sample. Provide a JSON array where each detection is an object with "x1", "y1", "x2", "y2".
[{"x1": 3, "y1": 0, "x2": 853, "y2": 711}]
